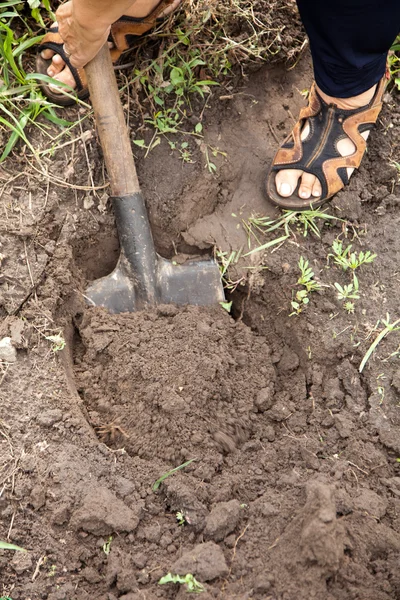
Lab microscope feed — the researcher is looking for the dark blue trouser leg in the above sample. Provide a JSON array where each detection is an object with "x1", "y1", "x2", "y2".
[{"x1": 296, "y1": 0, "x2": 400, "y2": 97}]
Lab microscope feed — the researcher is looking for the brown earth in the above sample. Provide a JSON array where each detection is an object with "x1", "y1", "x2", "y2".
[{"x1": 1, "y1": 25, "x2": 400, "y2": 600}]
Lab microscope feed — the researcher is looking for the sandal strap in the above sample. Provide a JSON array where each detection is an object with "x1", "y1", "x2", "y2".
[
  {"x1": 274, "y1": 83, "x2": 322, "y2": 166},
  {"x1": 322, "y1": 76, "x2": 386, "y2": 197},
  {"x1": 37, "y1": 27, "x2": 87, "y2": 92},
  {"x1": 272, "y1": 75, "x2": 387, "y2": 199},
  {"x1": 110, "y1": 0, "x2": 178, "y2": 56}
]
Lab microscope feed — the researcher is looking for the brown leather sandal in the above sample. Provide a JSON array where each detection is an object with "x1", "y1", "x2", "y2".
[
  {"x1": 36, "y1": 0, "x2": 178, "y2": 106},
  {"x1": 265, "y1": 74, "x2": 388, "y2": 211}
]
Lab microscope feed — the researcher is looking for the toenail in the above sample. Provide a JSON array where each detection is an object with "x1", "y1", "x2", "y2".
[
  {"x1": 48, "y1": 69, "x2": 54, "y2": 77},
  {"x1": 279, "y1": 183, "x2": 292, "y2": 196},
  {"x1": 312, "y1": 190, "x2": 321, "y2": 197},
  {"x1": 300, "y1": 190, "x2": 309, "y2": 198}
]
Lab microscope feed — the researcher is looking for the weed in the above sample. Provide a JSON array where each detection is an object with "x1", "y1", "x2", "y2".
[
  {"x1": 102, "y1": 536, "x2": 112, "y2": 555},
  {"x1": 45, "y1": 333, "x2": 66, "y2": 353},
  {"x1": 359, "y1": 314, "x2": 400, "y2": 373},
  {"x1": 297, "y1": 256, "x2": 321, "y2": 292},
  {"x1": 0, "y1": 541, "x2": 26, "y2": 552},
  {"x1": 290, "y1": 256, "x2": 321, "y2": 315},
  {"x1": 388, "y1": 35, "x2": 400, "y2": 90},
  {"x1": 334, "y1": 275, "x2": 360, "y2": 302},
  {"x1": 176, "y1": 511, "x2": 186, "y2": 526},
  {"x1": 344, "y1": 301, "x2": 355, "y2": 314},
  {"x1": 152, "y1": 458, "x2": 196, "y2": 491},
  {"x1": 0, "y1": 1, "x2": 74, "y2": 160},
  {"x1": 242, "y1": 208, "x2": 341, "y2": 258},
  {"x1": 159, "y1": 572, "x2": 205, "y2": 593},
  {"x1": 220, "y1": 301, "x2": 233, "y2": 313},
  {"x1": 214, "y1": 248, "x2": 245, "y2": 291},
  {"x1": 245, "y1": 209, "x2": 341, "y2": 241},
  {"x1": 48, "y1": 564, "x2": 57, "y2": 577},
  {"x1": 329, "y1": 240, "x2": 376, "y2": 272}
]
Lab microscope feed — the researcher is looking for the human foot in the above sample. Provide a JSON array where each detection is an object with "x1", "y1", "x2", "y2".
[
  {"x1": 37, "y1": 0, "x2": 181, "y2": 103},
  {"x1": 266, "y1": 76, "x2": 387, "y2": 210}
]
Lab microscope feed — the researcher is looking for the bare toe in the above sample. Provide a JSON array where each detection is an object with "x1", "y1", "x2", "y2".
[
  {"x1": 49, "y1": 68, "x2": 77, "y2": 93},
  {"x1": 298, "y1": 172, "x2": 318, "y2": 200},
  {"x1": 275, "y1": 169, "x2": 303, "y2": 198},
  {"x1": 311, "y1": 178, "x2": 322, "y2": 197},
  {"x1": 41, "y1": 48, "x2": 55, "y2": 60},
  {"x1": 47, "y1": 54, "x2": 66, "y2": 77}
]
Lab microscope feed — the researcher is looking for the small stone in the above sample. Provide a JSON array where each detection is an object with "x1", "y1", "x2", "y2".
[
  {"x1": 172, "y1": 541, "x2": 228, "y2": 581},
  {"x1": 82, "y1": 566, "x2": 102, "y2": 584},
  {"x1": 0, "y1": 337, "x2": 17, "y2": 362},
  {"x1": 379, "y1": 427, "x2": 400, "y2": 454},
  {"x1": 197, "y1": 322, "x2": 211, "y2": 335},
  {"x1": 254, "y1": 385, "x2": 275, "y2": 412},
  {"x1": 334, "y1": 414, "x2": 353, "y2": 438},
  {"x1": 70, "y1": 486, "x2": 143, "y2": 535},
  {"x1": 263, "y1": 425, "x2": 275, "y2": 442},
  {"x1": 29, "y1": 483, "x2": 46, "y2": 510},
  {"x1": 37, "y1": 409, "x2": 63, "y2": 427},
  {"x1": 254, "y1": 574, "x2": 273, "y2": 593},
  {"x1": 131, "y1": 551, "x2": 147, "y2": 569},
  {"x1": 266, "y1": 401, "x2": 292, "y2": 422},
  {"x1": 11, "y1": 551, "x2": 32, "y2": 574},
  {"x1": 204, "y1": 500, "x2": 241, "y2": 542}
]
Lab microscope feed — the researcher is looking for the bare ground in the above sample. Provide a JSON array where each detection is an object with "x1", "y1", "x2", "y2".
[{"x1": 1, "y1": 44, "x2": 400, "y2": 600}]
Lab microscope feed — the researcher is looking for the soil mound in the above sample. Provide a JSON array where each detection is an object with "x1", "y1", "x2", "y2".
[{"x1": 75, "y1": 305, "x2": 275, "y2": 467}]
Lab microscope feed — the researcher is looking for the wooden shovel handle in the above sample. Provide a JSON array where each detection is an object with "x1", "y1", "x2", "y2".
[{"x1": 84, "y1": 44, "x2": 140, "y2": 197}]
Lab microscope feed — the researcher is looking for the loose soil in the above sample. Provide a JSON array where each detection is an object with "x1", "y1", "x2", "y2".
[{"x1": 1, "y1": 30, "x2": 400, "y2": 600}]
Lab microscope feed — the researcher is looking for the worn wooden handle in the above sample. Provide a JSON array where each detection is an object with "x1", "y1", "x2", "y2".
[{"x1": 84, "y1": 44, "x2": 140, "y2": 197}]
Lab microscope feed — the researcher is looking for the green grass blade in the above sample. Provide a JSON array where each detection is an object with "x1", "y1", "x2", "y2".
[
  {"x1": 0, "y1": 540, "x2": 26, "y2": 552},
  {"x1": 153, "y1": 458, "x2": 196, "y2": 491}
]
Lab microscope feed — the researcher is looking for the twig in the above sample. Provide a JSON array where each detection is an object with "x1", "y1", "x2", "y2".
[
  {"x1": 267, "y1": 119, "x2": 280, "y2": 143},
  {"x1": 32, "y1": 555, "x2": 46, "y2": 582},
  {"x1": 220, "y1": 525, "x2": 249, "y2": 595},
  {"x1": 24, "y1": 240, "x2": 35, "y2": 288},
  {"x1": 347, "y1": 461, "x2": 369, "y2": 476},
  {"x1": 7, "y1": 510, "x2": 16, "y2": 541}
]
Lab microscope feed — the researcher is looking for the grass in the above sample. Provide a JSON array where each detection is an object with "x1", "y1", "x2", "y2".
[
  {"x1": 0, "y1": 0, "x2": 303, "y2": 167},
  {"x1": 242, "y1": 208, "x2": 342, "y2": 257},
  {"x1": 0, "y1": 540, "x2": 26, "y2": 552},
  {"x1": 0, "y1": 0, "x2": 73, "y2": 161},
  {"x1": 389, "y1": 34, "x2": 400, "y2": 90},
  {"x1": 152, "y1": 458, "x2": 196, "y2": 491},
  {"x1": 359, "y1": 315, "x2": 400, "y2": 373}
]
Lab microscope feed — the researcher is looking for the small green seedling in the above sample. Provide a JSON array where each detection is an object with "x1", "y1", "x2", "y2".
[
  {"x1": 45, "y1": 333, "x2": 66, "y2": 353},
  {"x1": 159, "y1": 573, "x2": 205, "y2": 593},
  {"x1": 176, "y1": 511, "x2": 186, "y2": 526},
  {"x1": 290, "y1": 257, "x2": 321, "y2": 315},
  {"x1": 335, "y1": 280, "x2": 358, "y2": 314},
  {"x1": 103, "y1": 536, "x2": 112, "y2": 555},
  {"x1": 297, "y1": 256, "x2": 321, "y2": 292},
  {"x1": 359, "y1": 314, "x2": 400, "y2": 373},
  {"x1": 152, "y1": 458, "x2": 196, "y2": 492},
  {"x1": 48, "y1": 564, "x2": 57, "y2": 577},
  {"x1": 329, "y1": 240, "x2": 376, "y2": 272},
  {"x1": 0, "y1": 596, "x2": 13, "y2": 600},
  {"x1": 344, "y1": 301, "x2": 355, "y2": 314},
  {"x1": 220, "y1": 301, "x2": 232, "y2": 313},
  {"x1": 334, "y1": 273, "x2": 360, "y2": 303},
  {"x1": 0, "y1": 541, "x2": 26, "y2": 552}
]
